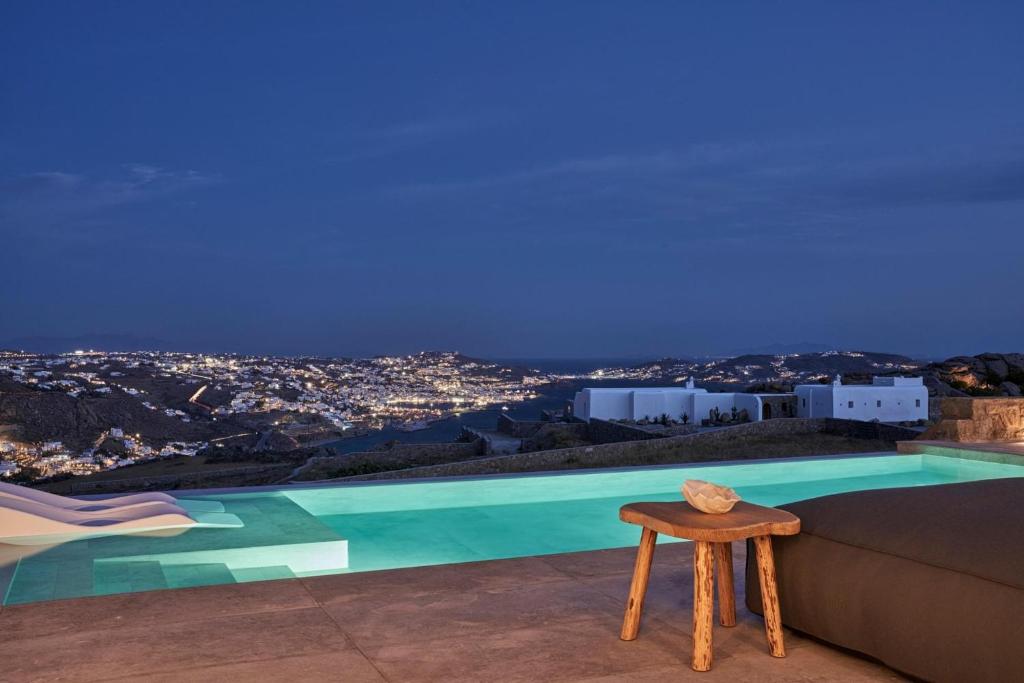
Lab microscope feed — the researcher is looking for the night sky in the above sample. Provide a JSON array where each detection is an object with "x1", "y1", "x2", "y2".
[{"x1": 2, "y1": 2, "x2": 1022, "y2": 359}]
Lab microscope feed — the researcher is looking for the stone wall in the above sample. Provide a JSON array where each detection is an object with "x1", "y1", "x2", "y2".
[
  {"x1": 291, "y1": 438, "x2": 486, "y2": 481},
  {"x1": 459, "y1": 426, "x2": 487, "y2": 442},
  {"x1": 519, "y1": 423, "x2": 591, "y2": 452},
  {"x1": 499, "y1": 415, "x2": 674, "y2": 444},
  {"x1": 758, "y1": 395, "x2": 798, "y2": 419},
  {"x1": 496, "y1": 413, "x2": 548, "y2": 438},
  {"x1": 586, "y1": 418, "x2": 663, "y2": 443},
  {"x1": 517, "y1": 418, "x2": 696, "y2": 451},
  {"x1": 376, "y1": 439, "x2": 486, "y2": 458},
  {"x1": 642, "y1": 423, "x2": 702, "y2": 438},
  {"x1": 336, "y1": 418, "x2": 918, "y2": 481},
  {"x1": 921, "y1": 397, "x2": 1024, "y2": 442},
  {"x1": 822, "y1": 419, "x2": 922, "y2": 442},
  {"x1": 67, "y1": 464, "x2": 295, "y2": 493}
]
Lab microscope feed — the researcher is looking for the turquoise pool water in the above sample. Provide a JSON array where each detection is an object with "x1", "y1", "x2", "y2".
[{"x1": 3, "y1": 452, "x2": 1022, "y2": 605}]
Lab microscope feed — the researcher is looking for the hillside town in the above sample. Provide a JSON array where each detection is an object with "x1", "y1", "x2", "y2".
[
  {"x1": 0, "y1": 350, "x2": 552, "y2": 480},
  {"x1": 1, "y1": 348, "x2": 1020, "y2": 482}
]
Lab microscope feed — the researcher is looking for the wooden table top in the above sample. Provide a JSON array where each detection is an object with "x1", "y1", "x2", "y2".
[{"x1": 620, "y1": 501, "x2": 801, "y2": 542}]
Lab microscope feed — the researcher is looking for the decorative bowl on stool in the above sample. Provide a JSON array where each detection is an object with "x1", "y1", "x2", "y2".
[{"x1": 682, "y1": 479, "x2": 741, "y2": 514}]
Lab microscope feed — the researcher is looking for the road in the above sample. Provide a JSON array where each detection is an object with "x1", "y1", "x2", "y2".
[{"x1": 254, "y1": 430, "x2": 274, "y2": 451}]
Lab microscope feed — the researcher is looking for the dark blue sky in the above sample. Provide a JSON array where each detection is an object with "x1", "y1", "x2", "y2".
[{"x1": 2, "y1": 2, "x2": 1022, "y2": 359}]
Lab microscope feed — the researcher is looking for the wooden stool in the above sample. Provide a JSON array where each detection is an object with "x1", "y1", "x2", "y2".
[{"x1": 618, "y1": 501, "x2": 800, "y2": 672}]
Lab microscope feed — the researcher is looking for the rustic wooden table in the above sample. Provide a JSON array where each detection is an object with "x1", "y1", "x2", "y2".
[{"x1": 618, "y1": 500, "x2": 801, "y2": 672}]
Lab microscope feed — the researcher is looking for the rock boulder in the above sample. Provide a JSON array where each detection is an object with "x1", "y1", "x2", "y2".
[{"x1": 1000, "y1": 382, "x2": 1022, "y2": 397}]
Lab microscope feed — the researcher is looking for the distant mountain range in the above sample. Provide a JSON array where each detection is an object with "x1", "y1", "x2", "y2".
[
  {"x1": 602, "y1": 350, "x2": 923, "y2": 388},
  {"x1": 607, "y1": 351, "x2": 1024, "y2": 398},
  {"x1": 1, "y1": 334, "x2": 169, "y2": 354},
  {"x1": 721, "y1": 342, "x2": 838, "y2": 357}
]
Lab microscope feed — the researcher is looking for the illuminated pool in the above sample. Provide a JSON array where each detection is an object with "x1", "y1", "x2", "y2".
[{"x1": 3, "y1": 450, "x2": 1022, "y2": 605}]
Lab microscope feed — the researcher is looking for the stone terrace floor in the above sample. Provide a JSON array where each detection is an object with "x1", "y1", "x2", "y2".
[{"x1": 1, "y1": 543, "x2": 906, "y2": 682}]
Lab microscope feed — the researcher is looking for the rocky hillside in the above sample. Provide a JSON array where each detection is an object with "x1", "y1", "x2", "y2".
[
  {"x1": 605, "y1": 351, "x2": 922, "y2": 387},
  {"x1": 0, "y1": 377, "x2": 237, "y2": 450},
  {"x1": 921, "y1": 353, "x2": 1024, "y2": 397}
]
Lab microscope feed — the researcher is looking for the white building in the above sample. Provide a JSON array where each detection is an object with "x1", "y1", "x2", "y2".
[
  {"x1": 795, "y1": 376, "x2": 927, "y2": 422},
  {"x1": 573, "y1": 379, "x2": 765, "y2": 423}
]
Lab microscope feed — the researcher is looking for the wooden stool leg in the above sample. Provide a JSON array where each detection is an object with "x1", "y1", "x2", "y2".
[
  {"x1": 714, "y1": 542, "x2": 736, "y2": 627},
  {"x1": 620, "y1": 527, "x2": 657, "y2": 641},
  {"x1": 692, "y1": 540, "x2": 714, "y2": 672},
  {"x1": 752, "y1": 535, "x2": 785, "y2": 658}
]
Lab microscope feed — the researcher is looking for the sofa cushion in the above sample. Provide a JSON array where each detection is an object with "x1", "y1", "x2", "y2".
[{"x1": 779, "y1": 476, "x2": 1024, "y2": 590}]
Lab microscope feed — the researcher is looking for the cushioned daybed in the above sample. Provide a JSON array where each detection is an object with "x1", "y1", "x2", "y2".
[{"x1": 745, "y1": 477, "x2": 1024, "y2": 682}]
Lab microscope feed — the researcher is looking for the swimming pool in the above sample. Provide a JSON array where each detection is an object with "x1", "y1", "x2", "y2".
[{"x1": 3, "y1": 450, "x2": 1022, "y2": 605}]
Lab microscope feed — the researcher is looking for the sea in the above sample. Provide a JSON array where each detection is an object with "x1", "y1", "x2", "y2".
[{"x1": 327, "y1": 358, "x2": 644, "y2": 454}]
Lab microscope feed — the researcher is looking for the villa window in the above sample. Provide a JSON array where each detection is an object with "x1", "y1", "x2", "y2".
[
  {"x1": 915, "y1": 399, "x2": 921, "y2": 407},
  {"x1": 847, "y1": 400, "x2": 854, "y2": 409},
  {"x1": 876, "y1": 400, "x2": 882, "y2": 408}
]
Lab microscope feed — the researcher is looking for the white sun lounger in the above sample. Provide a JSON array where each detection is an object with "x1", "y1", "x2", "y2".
[
  {"x1": 0, "y1": 495, "x2": 243, "y2": 545},
  {"x1": 0, "y1": 481, "x2": 224, "y2": 514}
]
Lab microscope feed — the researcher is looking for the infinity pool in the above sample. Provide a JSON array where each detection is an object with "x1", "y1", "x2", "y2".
[{"x1": 3, "y1": 451, "x2": 1022, "y2": 605}]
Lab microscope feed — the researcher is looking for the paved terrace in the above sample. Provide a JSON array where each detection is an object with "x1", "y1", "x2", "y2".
[{"x1": 1, "y1": 543, "x2": 904, "y2": 682}]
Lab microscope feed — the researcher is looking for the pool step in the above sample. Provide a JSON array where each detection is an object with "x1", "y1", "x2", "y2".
[
  {"x1": 230, "y1": 565, "x2": 297, "y2": 582},
  {"x1": 94, "y1": 539, "x2": 348, "y2": 578},
  {"x1": 162, "y1": 562, "x2": 236, "y2": 589},
  {"x1": 93, "y1": 560, "x2": 169, "y2": 595}
]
